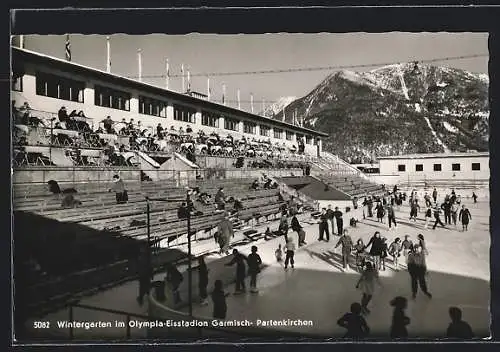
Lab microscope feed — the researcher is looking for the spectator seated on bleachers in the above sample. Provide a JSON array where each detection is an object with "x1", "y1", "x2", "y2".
[
  {"x1": 215, "y1": 187, "x2": 226, "y2": 211},
  {"x1": 61, "y1": 193, "x2": 82, "y2": 208},
  {"x1": 47, "y1": 180, "x2": 77, "y2": 195},
  {"x1": 233, "y1": 198, "x2": 244, "y2": 213},
  {"x1": 250, "y1": 179, "x2": 260, "y2": 190}
]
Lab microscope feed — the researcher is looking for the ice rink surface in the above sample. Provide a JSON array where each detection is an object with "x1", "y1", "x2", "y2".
[{"x1": 24, "y1": 198, "x2": 490, "y2": 340}]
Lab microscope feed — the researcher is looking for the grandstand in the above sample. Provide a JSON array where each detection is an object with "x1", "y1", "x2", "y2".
[{"x1": 11, "y1": 44, "x2": 387, "y2": 340}]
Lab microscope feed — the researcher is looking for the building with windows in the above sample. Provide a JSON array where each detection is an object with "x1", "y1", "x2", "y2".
[
  {"x1": 376, "y1": 152, "x2": 490, "y2": 185},
  {"x1": 11, "y1": 47, "x2": 327, "y2": 157}
]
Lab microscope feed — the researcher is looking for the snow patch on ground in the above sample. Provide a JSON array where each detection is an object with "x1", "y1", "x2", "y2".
[{"x1": 415, "y1": 103, "x2": 421, "y2": 113}]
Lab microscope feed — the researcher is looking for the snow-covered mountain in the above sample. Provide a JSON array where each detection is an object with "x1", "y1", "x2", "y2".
[
  {"x1": 260, "y1": 96, "x2": 296, "y2": 118},
  {"x1": 272, "y1": 63, "x2": 489, "y2": 163}
]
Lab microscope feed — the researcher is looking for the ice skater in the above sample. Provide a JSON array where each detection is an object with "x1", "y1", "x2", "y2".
[
  {"x1": 275, "y1": 243, "x2": 284, "y2": 262},
  {"x1": 409, "y1": 199, "x2": 420, "y2": 222},
  {"x1": 365, "y1": 232, "x2": 383, "y2": 271},
  {"x1": 459, "y1": 205, "x2": 472, "y2": 231},
  {"x1": 355, "y1": 262, "x2": 382, "y2": 315},
  {"x1": 407, "y1": 245, "x2": 432, "y2": 300},
  {"x1": 376, "y1": 202, "x2": 385, "y2": 223},
  {"x1": 337, "y1": 302, "x2": 370, "y2": 338},
  {"x1": 424, "y1": 206, "x2": 432, "y2": 229},
  {"x1": 387, "y1": 204, "x2": 397, "y2": 230},
  {"x1": 246, "y1": 246, "x2": 262, "y2": 293},
  {"x1": 225, "y1": 249, "x2": 247, "y2": 294},
  {"x1": 388, "y1": 237, "x2": 402, "y2": 270},
  {"x1": 335, "y1": 228, "x2": 354, "y2": 270},
  {"x1": 390, "y1": 296, "x2": 410, "y2": 339},
  {"x1": 432, "y1": 206, "x2": 446, "y2": 230},
  {"x1": 284, "y1": 237, "x2": 296, "y2": 269}
]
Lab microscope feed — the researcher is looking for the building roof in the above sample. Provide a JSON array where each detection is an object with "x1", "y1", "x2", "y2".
[
  {"x1": 12, "y1": 46, "x2": 328, "y2": 138},
  {"x1": 377, "y1": 152, "x2": 489, "y2": 160},
  {"x1": 279, "y1": 176, "x2": 351, "y2": 201}
]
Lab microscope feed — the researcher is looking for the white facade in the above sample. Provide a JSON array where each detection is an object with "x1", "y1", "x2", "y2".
[
  {"x1": 377, "y1": 152, "x2": 490, "y2": 183},
  {"x1": 11, "y1": 48, "x2": 324, "y2": 157}
]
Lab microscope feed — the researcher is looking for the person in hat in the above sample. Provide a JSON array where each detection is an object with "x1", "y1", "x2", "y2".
[
  {"x1": 109, "y1": 174, "x2": 128, "y2": 204},
  {"x1": 459, "y1": 205, "x2": 472, "y2": 231},
  {"x1": 58, "y1": 106, "x2": 69, "y2": 123},
  {"x1": 246, "y1": 246, "x2": 263, "y2": 293}
]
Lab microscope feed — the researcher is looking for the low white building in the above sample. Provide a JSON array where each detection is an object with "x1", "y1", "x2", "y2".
[{"x1": 367, "y1": 152, "x2": 489, "y2": 197}]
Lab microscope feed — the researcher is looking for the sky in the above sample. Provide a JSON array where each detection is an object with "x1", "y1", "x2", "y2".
[{"x1": 21, "y1": 33, "x2": 488, "y2": 112}]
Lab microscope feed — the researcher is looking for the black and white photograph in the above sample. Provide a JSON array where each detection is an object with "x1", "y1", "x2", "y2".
[{"x1": 11, "y1": 27, "x2": 491, "y2": 341}]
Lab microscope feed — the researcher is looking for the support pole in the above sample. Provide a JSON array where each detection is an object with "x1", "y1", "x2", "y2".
[{"x1": 187, "y1": 192, "x2": 193, "y2": 316}]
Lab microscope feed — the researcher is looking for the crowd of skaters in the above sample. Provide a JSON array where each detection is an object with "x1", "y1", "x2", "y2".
[{"x1": 134, "y1": 181, "x2": 478, "y2": 339}]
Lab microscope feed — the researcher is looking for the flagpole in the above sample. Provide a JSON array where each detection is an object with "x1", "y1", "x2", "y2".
[
  {"x1": 262, "y1": 98, "x2": 265, "y2": 116},
  {"x1": 106, "y1": 36, "x2": 111, "y2": 73},
  {"x1": 137, "y1": 49, "x2": 142, "y2": 82},
  {"x1": 222, "y1": 83, "x2": 226, "y2": 105},
  {"x1": 187, "y1": 66, "x2": 191, "y2": 92},
  {"x1": 207, "y1": 77, "x2": 211, "y2": 101},
  {"x1": 166, "y1": 59, "x2": 170, "y2": 89},
  {"x1": 237, "y1": 90, "x2": 241, "y2": 109},
  {"x1": 181, "y1": 64, "x2": 185, "y2": 93}
]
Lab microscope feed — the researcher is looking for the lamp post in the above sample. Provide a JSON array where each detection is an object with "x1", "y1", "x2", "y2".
[
  {"x1": 145, "y1": 194, "x2": 193, "y2": 316},
  {"x1": 186, "y1": 190, "x2": 193, "y2": 316},
  {"x1": 50, "y1": 117, "x2": 55, "y2": 164}
]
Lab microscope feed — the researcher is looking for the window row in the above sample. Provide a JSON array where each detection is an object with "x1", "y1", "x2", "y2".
[
  {"x1": 30, "y1": 72, "x2": 317, "y2": 140},
  {"x1": 397, "y1": 163, "x2": 481, "y2": 172}
]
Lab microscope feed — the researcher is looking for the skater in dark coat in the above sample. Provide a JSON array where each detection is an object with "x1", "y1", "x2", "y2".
[
  {"x1": 335, "y1": 229, "x2": 354, "y2": 270},
  {"x1": 291, "y1": 215, "x2": 306, "y2": 246},
  {"x1": 432, "y1": 188, "x2": 438, "y2": 203},
  {"x1": 367, "y1": 197, "x2": 374, "y2": 217},
  {"x1": 212, "y1": 280, "x2": 230, "y2": 319},
  {"x1": 246, "y1": 246, "x2": 262, "y2": 293},
  {"x1": 446, "y1": 307, "x2": 474, "y2": 339},
  {"x1": 432, "y1": 206, "x2": 445, "y2": 229},
  {"x1": 318, "y1": 208, "x2": 330, "y2": 241},
  {"x1": 387, "y1": 204, "x2": 397, "y2": 229},
  {"x1": 332, "y1": 206, "x2": 344, "y2": 236},
  {"x1": 407, "y1": 245, "x2": 432, "y2": 300},
  {"x1": 375, "y1": 202, "x2": 385, "y2": 223},
  {"x1": 390, "y1": 296, "x2": 410, "y2": 338},
  {"x1": 225, "y1": 249, "x2": 247, "y2": 294},
  {"x1": 472, "y1": 192, "x2": 478, "y2": 203},
  {"x1": 337, "y1": 302, "x2": 370, "y2": 338},
  {"x1": 441, "y1": 200, "x2": 452, "y2": 225},
  {"x1": 459, "y1": 205, "x2": 472, "y2": 231},
  {"x1": 365, "y1": 232, "x2": 383, "y2": 271}
]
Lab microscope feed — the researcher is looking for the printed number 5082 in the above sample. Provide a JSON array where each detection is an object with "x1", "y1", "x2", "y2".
[{"x1": 33, "y1": 322, "x2": 50, "y2": 329}]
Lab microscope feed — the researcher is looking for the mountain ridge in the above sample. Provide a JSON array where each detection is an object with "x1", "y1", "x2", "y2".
[{"x1": 270, "y1": 63, "x2": 489, "y2": 163}]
